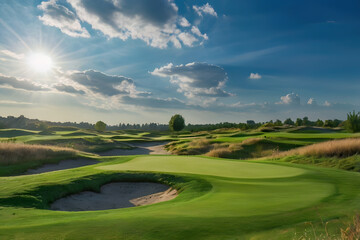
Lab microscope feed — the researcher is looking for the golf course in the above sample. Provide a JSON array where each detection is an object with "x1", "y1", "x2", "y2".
[{"x1": 0, "y1": 127, "x2": 360, "y2": 239}]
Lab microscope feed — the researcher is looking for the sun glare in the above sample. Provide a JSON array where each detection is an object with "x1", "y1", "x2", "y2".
[{"x1": 27, "y1": 52, "x2": 53, "y2": 73}]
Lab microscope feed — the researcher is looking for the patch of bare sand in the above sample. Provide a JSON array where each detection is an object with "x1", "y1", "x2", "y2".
[
  {"x1": 98, "y1": 141, "x2": 169, "y2": 156},
  {"x1": 50, "y1": 182, "x2": 177, "y2": 211},
  {"x1": 25, "y1": 159, "x2": 99, "y2": 175}
]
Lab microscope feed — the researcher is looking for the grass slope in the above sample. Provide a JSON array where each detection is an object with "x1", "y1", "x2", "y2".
[{"x1": 0, "y1": 155, "x2": 359, "y2": 239}]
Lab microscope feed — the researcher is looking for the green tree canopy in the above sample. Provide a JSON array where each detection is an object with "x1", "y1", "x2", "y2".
[
  {"x1": 169, "y1": 114, "x2": 185, "y2": 131},
  {"x1": 95, "y1": 121, "x2": 107, "y2": 132},
  {"x1": 346, "y1": 111, "x2": 360, "y2": 133}
]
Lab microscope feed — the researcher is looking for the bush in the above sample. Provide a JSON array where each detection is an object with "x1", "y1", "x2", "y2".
[
  {"x1": 95, "y1": 121, "x2": 107, "y2": 132},
  {"x1": 346, "y1": 111, "x2": 360, "y2": 133},
  {"x1": 169, "y1": 114, "x2": 185, "y2": 131}
]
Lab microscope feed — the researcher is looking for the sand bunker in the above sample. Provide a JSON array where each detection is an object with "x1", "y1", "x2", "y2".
[
  {"x1": 98, "y1": 142, "x2": 169, "y2": 156},
  {"x1": 50, "y1": 182, "x2": 177, "y2": 211},
  {"x1": 25, "y1": 159, "x2": 99, "y2": 175}
]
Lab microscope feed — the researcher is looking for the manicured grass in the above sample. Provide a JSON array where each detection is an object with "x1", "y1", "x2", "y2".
[
  {"x1": 99, "y1": 155, "x2": 305, "y2": 179},
  {"x1": 1, "y1": 128, "x2": 360, "y2": 239},
  {"x1": 0, "y1": 155, "x2": 360, "y2": 239}
]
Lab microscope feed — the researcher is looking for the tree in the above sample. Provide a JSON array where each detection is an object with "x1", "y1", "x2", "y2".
[
  {"x1": 169, "y1": 114, "x2": 185, "y2": 131},
  {"x1": 302, "y1": 116, "x2": 310, "y2": 126},
  {"x1": 274, "y1": 119, "x2": 283, "y2": 126},
  {"x1": 324, "y1": 120, "x2": 334, "y2": 128},
  {"x1": 346, "y1": 111, "x2": 360, "y2": 133},
  {"x1": 295, "y1": 118, "x2": 303, "y2": 126},
  {"x1": 315, "y1": 119, "x2": 324, "y2": 127},
  {"x1": 284, "y1": 118, "x2": 294, "y2": 125},
  {"x1": 95, "y1": 121, "x2": 107, "y2": 131}
]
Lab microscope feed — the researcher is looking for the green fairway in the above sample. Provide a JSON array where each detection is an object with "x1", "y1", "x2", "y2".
[
  {"x1": 0, "y1": 154, "x2": 359, "y2": 239},
  {"x1": 99, "y1": 155, "x2": 306, "y2": 179}
]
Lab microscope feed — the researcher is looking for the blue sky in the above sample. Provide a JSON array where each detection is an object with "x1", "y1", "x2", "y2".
[{"x1": 0, "y1": 0, "x2": 359, "y2": 124}]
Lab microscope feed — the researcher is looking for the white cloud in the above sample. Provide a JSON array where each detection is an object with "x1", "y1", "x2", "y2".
[
  {"x1": 193, "y1": 3, "x2": 218, "y2": 17},
  {"x1": 0, "y1": 74, "x2": 49, "y2": 92},
  {"x1": 67, "y1": 70, "x2": 138, "y2": 96},
  {"x1": 278, "y1": 93, "x2": 300, "y2": 105},
  {"x1": 307, "y1": 98, "x2": 317, "y2": 105},
  {"x1": 38, "y1": 0, "x2": 90, "y2": 38},
  {"x1": 179, "y1": 17, "x2": 191, "y2": 27},
  {"x1": 178, "y1": 32, "x2": 198, "y2": 47},
  {"x1": 151, "y1": 62, "x2": 231, "y2": 99},
  {"x1": 0, "y1": 50, "x2": 25, "y2": 60},
  {"x1": 249, "y1": 73, "x2": 262, "y2": 80},
  {"x1": 37, "y1": 0, "x2": 203, "y2": 49},
  {"x1": 191, "y1": 26, "x2": 208, "y2": 40}
]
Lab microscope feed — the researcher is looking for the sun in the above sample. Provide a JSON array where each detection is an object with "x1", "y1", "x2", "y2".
[{"x1": 27, "y1": 52, "x2": 53, "y2": 73}]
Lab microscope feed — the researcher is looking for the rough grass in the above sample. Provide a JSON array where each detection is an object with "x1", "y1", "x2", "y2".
[
  {"x1": 0, "y1": 142, "x2": 77, "y2": 165},
  {"x1": 278, "y1": 138, "x2": 360, "y2": 158}
]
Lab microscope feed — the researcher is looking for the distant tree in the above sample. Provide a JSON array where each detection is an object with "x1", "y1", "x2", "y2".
[
  {"x1": 302, "y1": 116, "x2": 310, "y2": 126},
  {"x1": 333, "y1": 119, "x2": 342, "y2": 128},
  {"x1": 315, "y1": 119, "x2": 324, "y2": 127},
  {"x1": 274, "y1": 119, "x2": 283, "y2": 126},
  {"x1": 295, "y1": 118, "x2": 303, "y2": 126},
  {"x1": 169, "y1": 114, "x2": 185, "y2": 131},
  {"x1": 346, "y1": 111, "x2": 360, "y2": 133},
  {"x1": 246, "y1": 120, "x2": 255, "y2": 126},
  {"x1": 324, "y1": 120, "x2": 334, "y2": 128},
  {"x1": 284, "y1": 118, "x2": 294, "y2": 125},
  {"x1": 95, "y1": 121, "x2": 107, "y2": 131}
]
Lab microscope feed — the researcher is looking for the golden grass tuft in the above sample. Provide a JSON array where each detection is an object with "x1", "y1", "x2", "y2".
[
  {"x1": 0, "y1": 142, "x2": 77, "y2": 165},
  {"x1": 205, "y1": 148, "x2": 232, "y2": 158},
  {"x1": 279, "y1": 138, "x2": 360, "y2": 158}
]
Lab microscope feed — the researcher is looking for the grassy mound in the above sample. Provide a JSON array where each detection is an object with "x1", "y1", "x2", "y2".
[
  {"x1": 279, "y1": 138, "x2": 360, "y2": 158},
  {"x1": 0, "y1": 143, "x2": 77, "y2": 165}
]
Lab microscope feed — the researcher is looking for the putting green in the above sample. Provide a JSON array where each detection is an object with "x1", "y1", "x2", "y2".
[{"x1": 99, "y1": 156, "x2": 306, "y2": 179}]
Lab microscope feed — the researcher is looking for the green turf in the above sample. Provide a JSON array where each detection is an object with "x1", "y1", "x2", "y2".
[
  {"x1": 0, "y1": 154, "x2": 359, "y2": 239},
  {"x1": 1, "y1": 128, "x2": 360, "y2": 239}
]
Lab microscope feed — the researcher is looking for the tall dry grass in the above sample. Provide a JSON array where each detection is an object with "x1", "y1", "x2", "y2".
[
  {"x1": 0, "y1": 143, "x2": 77, "y2": 165},
  {"x1": 279, "y1": 138, "x2": 360, "y2": 158},
  {"x1": 206, "y1": 138, "x2": 262, "y2": 158}
]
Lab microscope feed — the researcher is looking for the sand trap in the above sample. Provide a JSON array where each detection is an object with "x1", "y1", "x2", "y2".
[
  {"x1": 98, "y1": 142, "x2": 169, "y2": 156},
  {"x1": 50, "y1": 182, "x2": 177, "y2": 211},
  {"x1": 25, "y1": 159, "x2": 99, "y2": 175}
]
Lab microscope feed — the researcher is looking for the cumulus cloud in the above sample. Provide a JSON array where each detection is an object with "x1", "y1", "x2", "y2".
[
  {"x1": 191, "y1": 26, "x2": 208, "y2": 40},
  {"x1": 179, "y1": 17, "x2": 191, "y2": 27},
  {"x1": 278, "y1": 93, "x2": 300, "y2": 105},
  {"x1": 0, "y1": 74, "x2": 49, "y2": 91},
  {"x1": 121, "y1": 96, "x2": 186, "y2": 109},
  {"x1": 36, "y1": 0, "x2": 204, "y2": 48},
  {"x1": 68, "y1": 70, "x2": 138, "y2": 96},
  {"x1": 307, "y1": 98, "x2": 317, "y2": 105},
  {"x1": 0, "y1": 50, "x2": 25, "y2": 60},
  {"x1": 249, "y1": 73, "x2": 262, "y2": 80},
  {"x1": 193, "y1": 3, "x2": 218, "y2": 17},
  {"x1": 151, "y1": 62, "x2": 231, "y2": 99},
  {"x1": 53, "y1": 83, "x2": 85, "y2": 95},
  {"x1": 38, "y1": 0, "x2": 90, "y2": 38}
]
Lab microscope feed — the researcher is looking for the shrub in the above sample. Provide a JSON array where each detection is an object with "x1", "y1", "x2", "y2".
[
  {"x1": 95, "y1": 121, "x2": 107, "y2": 132},
  {"x1": 169, "y1": 114, "x2": 185, "y2": 131},
  {"x1": 346, "y1": 111, "x2": 360, "y2": 133}
]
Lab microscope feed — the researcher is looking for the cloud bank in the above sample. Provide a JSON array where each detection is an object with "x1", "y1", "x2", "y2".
[
  {"x1": 38, "y1": 0, "x2": 90, "y2": 38},
  {"x1": 151, "y1": 62, "x2": 231, "y2": 99},
  {"x1": 193, "y1": 3, "x2": 218, "y2": 17},
  {"x1": 38, "y1": 0, "x2": 209, "y2": 48}
]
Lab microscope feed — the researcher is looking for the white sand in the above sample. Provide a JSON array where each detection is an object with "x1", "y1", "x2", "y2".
[
  {"x1": 98, "y1": 141, "x2": 169, "y2": 156},
  {"x1": 50, "y1": 182, "x2": 177, "y2": 211},
  {"x1": 25, "y1": 159, "x2": 99, "y2": 175}
]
